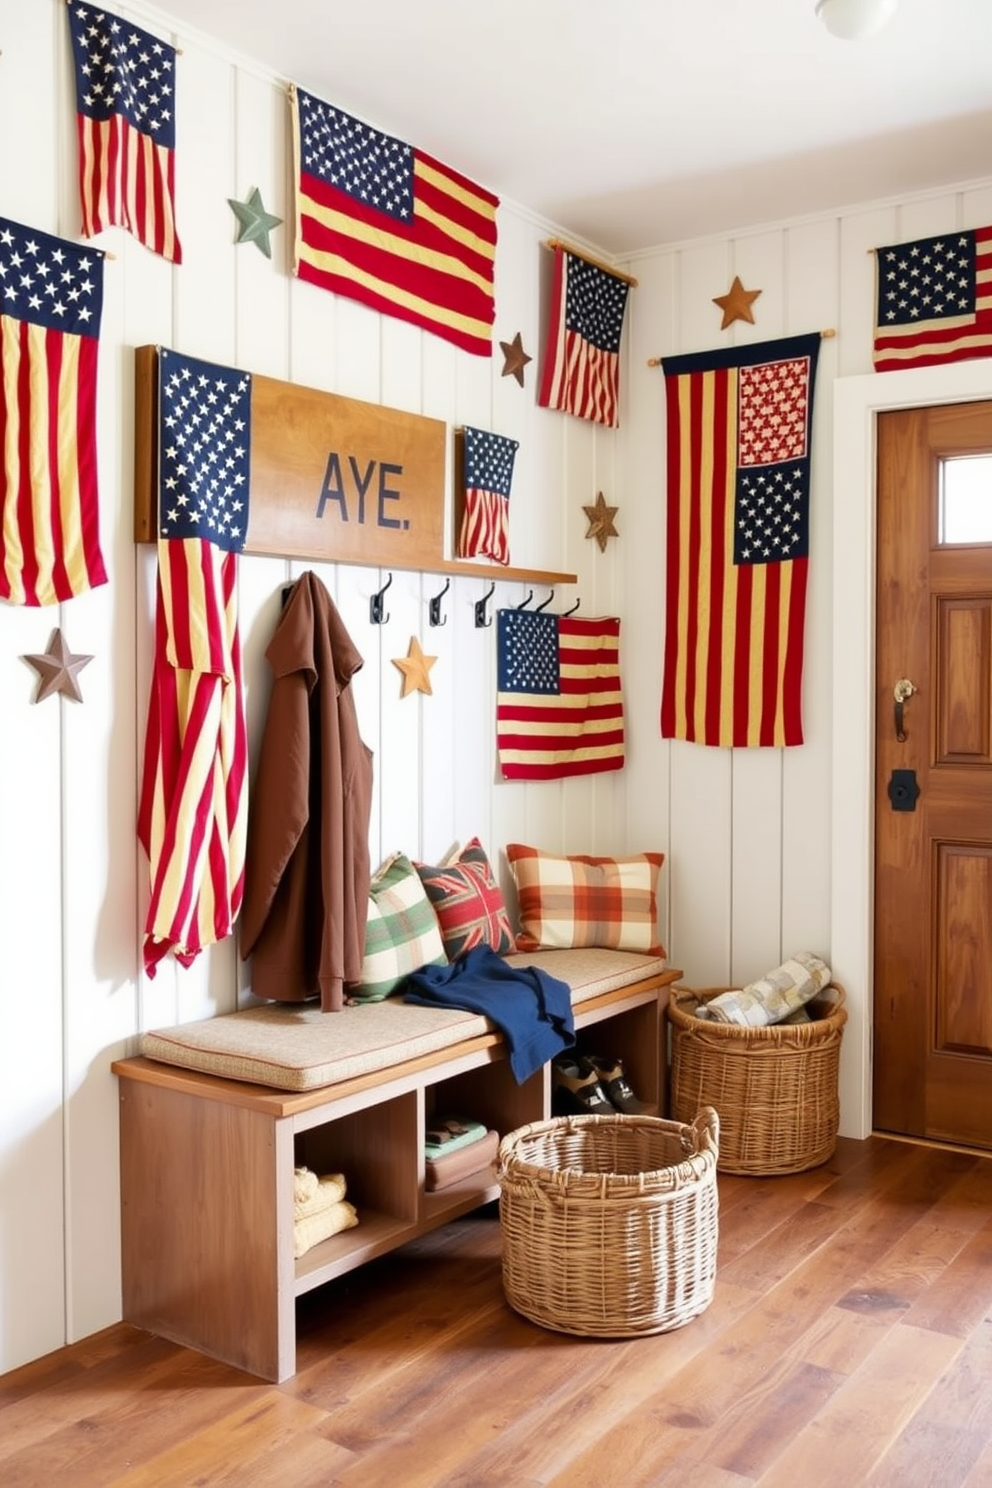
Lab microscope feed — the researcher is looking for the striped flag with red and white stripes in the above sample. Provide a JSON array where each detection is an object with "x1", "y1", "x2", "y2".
[
  {"x1": 873, "y1": 225, "x2": 992, "y2": 372},
  {"x1": 457, "y1": 425, "x2": 518, "y2": 566},
  {"x1": 538, "y1": 248, "x2": 630, "y2": 428},
  {"x1": 67, "y1": 4, "x2": 182, "y2": 264},
  {"x1": 0, "y1": 215, "x2": 107, "y2": 606},
  {"x1": 137, "y1": 348, "x2": 249, "y2": 976}
]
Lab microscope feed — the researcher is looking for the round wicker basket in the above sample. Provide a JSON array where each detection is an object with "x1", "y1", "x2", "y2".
[
  {"x1": 667, "y1": 983, "x2": 847, "y2": 1176},
  {"x1": 497, "y1": 1107, "x2": 719, "y2": 1338}
]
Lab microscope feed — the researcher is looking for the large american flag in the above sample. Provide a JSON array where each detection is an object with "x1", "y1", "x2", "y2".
[
  {"x1": 496, "y1": 609, "x2": 625, "y2": 780},
  {"x1": 66, "y1": 4, "x2": 182, "y2": 263},
  {"x1": 137, "y1": 348, "x2": 250, "y2": 975},
  {"x1": 873, "y1": 226, "x2": 992, "y2": 372},
  {"x1": 457, "y1": 425, "x2": 519, "y2": 565},
  {"x1": 538, "y1": 248, "x2": 630, "y2": 428},
  {"x1": 291, "y1": 87, "x2": 498, "y2": 356},
  {"x1": 660, "y1": 334, "x2": 821, "y2": 749},
  {"x1": 0, "y1": 215, "x2": 107, "y2": 606}
]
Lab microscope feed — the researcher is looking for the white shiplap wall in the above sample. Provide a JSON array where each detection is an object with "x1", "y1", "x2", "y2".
[{"x1": 3, "y1": 0, "x2": 992, "y2": 1376}]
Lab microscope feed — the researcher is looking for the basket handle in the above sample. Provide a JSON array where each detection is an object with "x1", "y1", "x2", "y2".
[{"x1": 691, "y1": 1105, "x2": 720, "y2": 1156}]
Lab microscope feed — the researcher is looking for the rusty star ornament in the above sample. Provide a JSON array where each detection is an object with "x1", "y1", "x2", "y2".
[
  {"x1": 499, "y1": 331, "x2": 533, "y2": 387},
  {"x1": 712, "y1": 275, "x2": 762, "y2": 330},
  {"x1": 24, "y1": 628, "x2": 93, "y2": 703},
  {"x1": 392, "y1": 636, "x2": 437, "y2": 697},
  {"x1": 583, "y1": 491, "x2": 619, "y2": 553}
]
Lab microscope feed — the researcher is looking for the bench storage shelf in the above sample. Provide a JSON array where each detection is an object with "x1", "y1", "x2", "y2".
[{"x1": 113, "y1": 957, "x2": 679, "y2": 1382}]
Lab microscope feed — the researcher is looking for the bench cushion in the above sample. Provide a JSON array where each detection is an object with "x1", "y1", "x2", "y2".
[{"x1": 137, "y1": 948, "x2": 666, "y2": 1092}]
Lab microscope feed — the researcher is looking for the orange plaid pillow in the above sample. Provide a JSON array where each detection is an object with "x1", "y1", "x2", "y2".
[{"x1": 506, "y1": 845, "x2": 666, "y2": 956}]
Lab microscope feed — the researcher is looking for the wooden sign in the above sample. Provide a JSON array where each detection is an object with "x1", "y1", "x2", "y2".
[{"x1": 133, "y1": 346, "x2": 446, "y2": 569}]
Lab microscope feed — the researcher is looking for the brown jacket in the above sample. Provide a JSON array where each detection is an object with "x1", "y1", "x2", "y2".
[{"x1": 240, "y1": 573, "x2": 373, "y2": 1010}]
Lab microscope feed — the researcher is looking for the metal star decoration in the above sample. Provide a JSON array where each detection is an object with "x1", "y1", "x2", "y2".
[
  {"x1": 228, "y1": 187, "x2": 283, "y2": 258},
  {"x1": 583, "y1": 491, "x2": 619, "y2": 553},
  {"x1": 23, "y1": 628, "x2": 93, "y2": 703},
  {"x1": 392, "y1": 636, "x2": 437, "y2": 697},
  {"x1": 499, "y1": 331, "x2": 533, "y2": 387},
  {"x1": 712, "y1": 275, "x2": 762, "y2": 330}
]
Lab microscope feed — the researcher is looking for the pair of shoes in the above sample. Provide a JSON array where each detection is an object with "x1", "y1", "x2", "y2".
[
  {"x1": 551, "y1": 1053, "x2": 648, "y2": 1117},
  {"x1": 583, "y1": 1054, "x2": 649, "y2": 1115}
]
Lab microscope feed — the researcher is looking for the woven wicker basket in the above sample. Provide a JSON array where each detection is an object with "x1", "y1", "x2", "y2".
[
  {"x1": 497, "y1": 1107, "x2": 719, "y2": 1338},
  {"x1": 667, "y1": 983, "x2": 846, "y2": 1176}
]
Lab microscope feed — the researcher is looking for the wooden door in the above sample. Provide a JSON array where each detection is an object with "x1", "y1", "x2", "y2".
[{"x1": 874, "y1": 400, "x2": 992, "y2": 1151}]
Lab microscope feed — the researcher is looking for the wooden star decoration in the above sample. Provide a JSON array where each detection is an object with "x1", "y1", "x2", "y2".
[
  {"x1": 499, "y1": 331, "x2": 532, "y2": 387},
  {"x1": 392, "y1": 636, "x2": 437, "y2": 697},
  {"x1": 23, "y1": 628, "x2": 93, "y2": 703},
  {"x1": 583, "y1": 491, "x2": 619, "y2": 553},
  {"x1": 228, "y1": 187, "x2": 283, "y2": 258},
  {"x1": 712, "y1": 275, "x2": 762, "y2": 330}
]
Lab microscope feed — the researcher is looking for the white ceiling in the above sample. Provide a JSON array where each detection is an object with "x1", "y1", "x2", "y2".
[{"x1": 156, "y1": 0, "x2": 992, "y2": 255}]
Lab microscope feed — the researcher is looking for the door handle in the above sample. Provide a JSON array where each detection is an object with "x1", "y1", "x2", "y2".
[{"x1": 893, "y1": 678, "x2": 917, "y2": 742}]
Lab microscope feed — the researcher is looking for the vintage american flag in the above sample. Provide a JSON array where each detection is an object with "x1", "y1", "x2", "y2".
[
  {"x1": 0, "y1": 215, "x2": 107, "y2": 606},
  {"x1": 457, "y1": 425, "x2": 519, "y2": 565},
  {"x1": 137, "y1": 348, "x2": 250, "y2": 975},
  {"x1": 291, "y1": 87, "x2": 498, "y2": 356},
  {"x1": 66, "y1": 4, "x2": 182, "y2": 263},
  {"x1": 660, "y1": 334, "x2": 821, "y2": 749},
  {"x1": 873, "y1": 225, "x2": 992, "y2": 372},
  {"x1": 496, "y1": 609, "x2": 625, "y2": 780},
  {"x1": 538, "y1": 248, "x2": 630, "y2": 428}
]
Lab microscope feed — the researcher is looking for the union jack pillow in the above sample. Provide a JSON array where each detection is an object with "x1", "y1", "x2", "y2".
[
  {"x1": 415, "y1": 838, "x2": 516, "y2": 961},
  {"x1": 506, "y1": 844, "x2": 666, "y2": 956}
]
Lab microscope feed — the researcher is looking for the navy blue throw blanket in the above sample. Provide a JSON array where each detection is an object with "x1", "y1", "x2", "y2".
[{"x1": 404, "y1": 944, "x2": 575, "y2": 1084}]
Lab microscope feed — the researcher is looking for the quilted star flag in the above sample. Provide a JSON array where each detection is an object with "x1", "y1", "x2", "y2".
[
  {"x1": 291, "y1": 87, "x2": 498, "y2": 356},
  {"x1": 660, "y1": 333, "x2": 821, "y2": 749},
  {"x1": 457, "y1": 425, "x2": 519, "y2": 565},
  {"x1": 538, "y1": 248, "x2": 630, "y2": 428},
  {"x1": 873, "y1": 225, "x2": 992, "y2": 372},
  {"x1": 66, "y1": 3, "x2": 182, "y2": 263},
  {"x1": 137, "y1": 348, "x2": 250, "y2": 975},
  {"x1": 496, "y1": 608, "x2": 625, "y2": 780},
  {"x1": 0, "y1": 215, "x2": 107, "y2": 606}
]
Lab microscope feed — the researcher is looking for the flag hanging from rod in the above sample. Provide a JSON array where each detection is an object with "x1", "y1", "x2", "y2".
[
  {"x1": 0, "y1": 215, "x2": 107, "y2": 606},
  {"x1": 66, "y1": 4, "x2": 182, "y2": 263},
  {"x1": 137, "y1": 347, "x2": 250, "y2": 976},
  {"x1": 496, "y1": 608, "x2": 625, "y2": 780},
  {"x1": 457, "y1": 425, "x2": 519, "y2": 565},
  {"x1": 873, "y1": 225, "x2": 992, "y2": 372},
  {"x1": 538, "y1": 247, "x2": 630, "y2": 428},
  {"x1": 291, "y1": 86, "x2": 498, "y2": 356},
  {"x1": 660, "y1": 333, "x2": 821, "y2": 749}
]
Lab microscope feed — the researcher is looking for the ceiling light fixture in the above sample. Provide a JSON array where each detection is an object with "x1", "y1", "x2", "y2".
[{"x1": 815, "y1": 0, "x2": 898, "y2": 39}]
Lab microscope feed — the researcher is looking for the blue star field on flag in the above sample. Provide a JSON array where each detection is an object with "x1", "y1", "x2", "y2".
[
  {"x1": 158, "y1": 349, "x2": 251, "y2": 552},
  {"x1": 69, "y1": 5, "x2": 176, "y2": 147},
  {"x1": 564, "y1": 255, "x2": 630, "y2": 353},
  {"x1": 0, "y1": 217, "x2": 103, "y2": 336},
  {"x1": 464, "y1": 426, "x2": 519, "y2": 498}
]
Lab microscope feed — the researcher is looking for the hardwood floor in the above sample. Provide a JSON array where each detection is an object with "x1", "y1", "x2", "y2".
[{"x1": 3, "y1": 1134, "x2": 992, "y2": 1487}]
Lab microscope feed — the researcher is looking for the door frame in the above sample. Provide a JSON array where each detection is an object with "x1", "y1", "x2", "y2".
[{"x1": 831, "y1": 357, "x2": 992, "y2": 1139}]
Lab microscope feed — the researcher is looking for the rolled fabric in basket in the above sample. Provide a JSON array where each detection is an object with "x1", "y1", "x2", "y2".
[{"x1": 699, "y1": 953, "x2": 831, "y2": 1027}]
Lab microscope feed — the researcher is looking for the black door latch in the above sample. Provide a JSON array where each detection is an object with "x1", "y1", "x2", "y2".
[{"x1": 887, "y1": 769, "x2": 920, "y2": 812}]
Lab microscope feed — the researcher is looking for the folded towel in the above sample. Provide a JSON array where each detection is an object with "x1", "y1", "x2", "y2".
[
  {"x1": 702, "y1": 953, "x2": 831, "y2": 1027},
  {"x1": 425, "y1": 1116, "x2": 489, "y2": 1161},
  {"x1": 294, "y1": 1166, "x2": 319, "y2": 1205},
  {"x1": 425, "y1": 1129, "x2": 500, "y2": 1192},
  {"x1": 293, "y1": 1199, "x2": 359, "y2": 1259},
  {"x1": 294, "y1": 1172, "x2": 347, "y2": 1220}
]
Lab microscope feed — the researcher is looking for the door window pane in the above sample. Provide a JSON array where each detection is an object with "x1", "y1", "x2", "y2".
[{"x1": 939, "y1": 454, "x2": 992, "y2": 544}]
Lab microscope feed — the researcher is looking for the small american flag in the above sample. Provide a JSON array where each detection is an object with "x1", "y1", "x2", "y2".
[
  {"x1": 137, "y1": 348, "x2": 250, "y2": 975},
  {"x1": 292, "y1": 87, "x2": 498, "y2": 356},
  {"x1": 0, "y1": 215, "x2": 107, "y2": 606},
  {"x1": 67, "y1": 4, "x2": 182, "y2": 263},
  {"x1": 874, "y1": 226, "x2": 992, "y2": 372},
  {"x1": 457, "y1": 426, "x2": 519, "y2": 565},
  {"x1": 538, "y1": 248, "x2": 630, "y2": 428},
  {"x1": 496, "y1": 609, "x2": 625, "y2": 780}
]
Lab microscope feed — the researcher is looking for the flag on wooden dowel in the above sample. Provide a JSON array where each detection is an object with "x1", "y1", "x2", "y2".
[
  {"x1": 66, "y1": 4, "x2": 182, "y2": 263},
  {"x1": 538, "y1": 247, "x2": 630, "y2": 428},
  {"x1": 137, "y1": 348, "x2": 250, "y2": 976},
  {"x1": 496, "y1": 608, "x2": 625, "y2": 780},
  {"x1": 660, "y1": 333, "x2": 821, "y2": 749},
  {"x1": 457, "y1": 426, "x2": 519, "y2": 565},
  {"x1": 873, "y1": 225, "x2": 992, "y2": 372},
  {"x1": 0, "y1": 215, "x2": 107, "y2": 606},
  {"x1": 291, "y1": 86, "x2": 498, "y2": 356}
]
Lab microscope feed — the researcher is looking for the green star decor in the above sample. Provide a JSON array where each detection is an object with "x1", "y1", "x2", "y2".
[{"x1": 228, "y1": 187, "x2": 282, "y2": 258}]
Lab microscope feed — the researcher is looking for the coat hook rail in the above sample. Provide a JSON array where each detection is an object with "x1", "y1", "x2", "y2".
[
  {"x1": 428, "y1": 576, "x2": 451, "y2": 627},
  {"x1": 370, "y1": 572, "x2": 393, "y2": 625},
  {"x1": 535, "y1": 589, "x2": 554, "y2": 612},
  {"x1": 562, "y1": 597, "x2": 581, "y2": 616},
  {"x1": 474, "y1": 581, "x2": 496, "y2": 629},
  {"x1": 516, "y1": 589, "x2": 534, "y2": 611}
]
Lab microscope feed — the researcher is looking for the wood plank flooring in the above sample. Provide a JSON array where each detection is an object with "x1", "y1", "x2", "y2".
[{"x1": 2, "y1": 1134, "x2": 992, "y2": 1486}]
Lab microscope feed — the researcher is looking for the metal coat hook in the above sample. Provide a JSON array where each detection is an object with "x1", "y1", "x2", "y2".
[
  {"x1": 516, "y1": 589, "x2": 534, "y2": 610},
  {"x1": 562, "y1": 597, "x2": 581, "y2": 616},
  {"x1": 474, "y1": 582, "x2": 496, "y2": 628},
  {"x1": 535, "y1": 589, "x2": 554, "y2": 612},
  {"x1": 428, "y1": 577, "x2": 451, "y2": 627},
  {"x1": 370, "y1": 572, "x2": 393, "y2": 624}
]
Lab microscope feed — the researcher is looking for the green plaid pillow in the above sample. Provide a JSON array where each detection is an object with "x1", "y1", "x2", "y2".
[
  {"x1": 349, "y1": 853, "x2": 447, "y2": 1002},
  {"x1": 506, "y1": 844, "x2": 666, "y2": 956}
]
